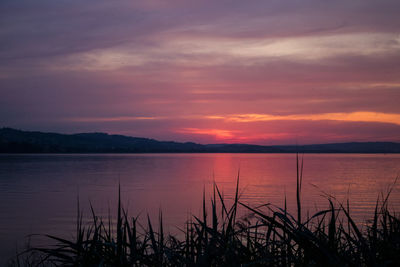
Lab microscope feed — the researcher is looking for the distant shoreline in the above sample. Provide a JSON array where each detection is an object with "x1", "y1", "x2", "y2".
[{"x1": 1, "y1": 128, "x2": 400, "y2": 154}]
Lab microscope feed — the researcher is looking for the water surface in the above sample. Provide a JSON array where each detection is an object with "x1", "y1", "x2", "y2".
[{"x1": 0, "y1": 153, "x2": 399, "y2": 263}]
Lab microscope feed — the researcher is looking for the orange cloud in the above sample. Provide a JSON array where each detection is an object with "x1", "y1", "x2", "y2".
[
  {"x1": 177, "y1": 128, "x2": 236, "y2": 140},
  {"x1": 207, "y1": 112, "x2": 400, "y2": 125}
]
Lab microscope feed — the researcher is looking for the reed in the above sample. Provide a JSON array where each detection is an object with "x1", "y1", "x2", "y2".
[{"x1": 10, "y1": 157, "x2": 400, "y2": 266}]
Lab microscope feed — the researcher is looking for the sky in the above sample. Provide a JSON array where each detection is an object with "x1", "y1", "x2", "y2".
[{"x1": 1, "y1": 0, "x2": 400, "y2": 145}]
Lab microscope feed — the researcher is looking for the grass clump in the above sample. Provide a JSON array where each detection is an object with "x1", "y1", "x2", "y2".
[{"x1": 10, "y1": 158, "x2": 400, "y2": 266}]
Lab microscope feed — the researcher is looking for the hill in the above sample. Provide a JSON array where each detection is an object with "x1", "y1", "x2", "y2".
[{"x1": 1, "y1": 128, "x2": 399, "y2": 153}]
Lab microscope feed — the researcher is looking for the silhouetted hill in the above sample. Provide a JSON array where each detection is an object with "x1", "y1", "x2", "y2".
[{"x1": 0, "y1": 128, "x2": 399, "y2": 153}]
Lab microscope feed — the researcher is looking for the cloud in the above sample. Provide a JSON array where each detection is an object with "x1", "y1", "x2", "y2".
[
  {"x1": 67, "y1": 116, "x2": 162, "y2": 122},
  {"x1": 2, "y1": 0, "x2": 400, "y2": 63},
  {"x1": 20, "y1": 31, "x2": 398, "y2": 73},
  {"x1": 208, "y1": 112, "x2": 400, "y2": 126},
  {"x1": 176, "y1": 128, "x2": 237, "y2": 140},
  {"x1": 1, "y1": 0, "x2": 400, "y2": 144}
]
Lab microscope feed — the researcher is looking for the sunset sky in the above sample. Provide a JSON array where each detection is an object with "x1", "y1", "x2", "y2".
[{"x1": 1, "y1": 0, "x2": 400, "y2": 144}]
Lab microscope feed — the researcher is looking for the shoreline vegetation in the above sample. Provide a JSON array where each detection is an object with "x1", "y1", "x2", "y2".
[
  {"x1": 1, "y1": 128, "x2": 400, "y2": 154},
  {"x1": 10, "y1": 156, "x2": 400, "y2": 266}
]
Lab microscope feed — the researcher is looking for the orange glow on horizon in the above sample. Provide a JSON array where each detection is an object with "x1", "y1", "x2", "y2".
[
  {"x1": 177, "y1": 128, "x2": 236, "y2": 140},
  {"x1": 176, "y1": 128, "x2": 295, "y2": 143},
  {"x1": 207, "y1": 112, "x2": 400, "y2": 126}
]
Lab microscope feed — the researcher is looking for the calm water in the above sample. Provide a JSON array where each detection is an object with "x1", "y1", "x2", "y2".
[{"x1": 0, "y1": 153, "x2": 399, "y2": 263}]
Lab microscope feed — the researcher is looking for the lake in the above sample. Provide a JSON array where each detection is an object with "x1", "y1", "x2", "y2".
[{"x1": 0, "y1": 153, "x2": 399, "y2": 263}]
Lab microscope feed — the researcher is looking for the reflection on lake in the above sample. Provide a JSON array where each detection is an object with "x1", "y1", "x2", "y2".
[{"x1": 0, "y1": 153, "x2": 399, "y2": 262}]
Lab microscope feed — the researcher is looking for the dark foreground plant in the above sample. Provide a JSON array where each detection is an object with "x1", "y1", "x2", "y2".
[{"x1": 10, "y1": 159, "x2": 400, "y2": 266}]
